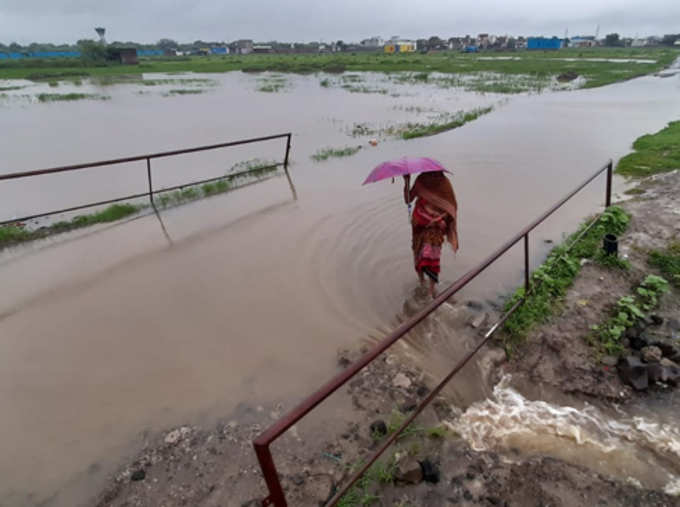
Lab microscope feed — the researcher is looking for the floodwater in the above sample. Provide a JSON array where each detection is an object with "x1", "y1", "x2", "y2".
[{"x1": 1, "y1": 69, "x2": 680, "y2": 506}]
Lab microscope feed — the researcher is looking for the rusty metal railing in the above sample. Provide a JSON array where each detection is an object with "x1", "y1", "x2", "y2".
[
  {"x1": 253, "y1": 159, "x2": 614, "y2": 506},
  {"x1": 0, "y1": 132, "x2": 296, "y2": 227}
]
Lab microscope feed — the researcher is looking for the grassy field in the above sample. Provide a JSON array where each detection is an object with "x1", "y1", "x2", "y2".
[
  {"x1": 616, "y1": 121, "x2": 680, "y2": 177},
  {"x1": 0, "y1": 48, "x2": 677, "y2": 89}
]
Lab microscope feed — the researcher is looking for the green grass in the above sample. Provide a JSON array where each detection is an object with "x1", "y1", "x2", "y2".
[
  {"x1": 36, "y1": 92, "x2": 109, "y2": 102},
  {"x1": 400, "y1": 106, "x2": 493, "y2": 139},
  {"x1": 616, "y1": 121, "x2": 680, "y2": 178},
  {"x1": 311, "y1": 145, "x2": 362, "y2": 162},
  {"x1": 0, "y1": 48, "x2": 675, "y2": 88},
  {"x1": 502, "y1": 206, "x2": 631, "y2": 349},
  {"x1": 0, "y1": 203, "x2": 141, "y2": 249},
  {"x1": 0, "y1": 85, "x2": 24, "y2": 91},
  {"x1": 337, "y1": 459, "x2": 396, "y2": 507},
  {"x1": 48, "y1": 80, "x2": 59, "y2": 87},
  {"x1": 623, "y1": 187, "x2": 646, "y2": 195},
  {"x1": 256, "y1": 75, "x2": 288, "y2": 92},
  {"x1": 648, "y1": 241, "x2": 680, "y2": 287}
]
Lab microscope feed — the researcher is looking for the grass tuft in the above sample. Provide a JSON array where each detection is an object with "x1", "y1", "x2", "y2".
[
  {"x1": 616, "y1": 121, "x2": 680, "y2": 178},
  {"x1": 37, "y1": 92, "x2": 109, "y2": 102},
  {"x1": 648, "y1": 241, "x2": 680, "y2": 288},
  {"x1": 400, "y1": 106, "x2": 493, "y2": 139}
]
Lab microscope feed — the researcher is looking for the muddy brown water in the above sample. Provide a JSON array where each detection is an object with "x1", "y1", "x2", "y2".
[{"x1": 1, "y1": 71, "x2": 680, "y2": 506}]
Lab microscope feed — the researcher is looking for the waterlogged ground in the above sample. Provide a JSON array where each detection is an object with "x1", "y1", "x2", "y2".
[{"x1": 0, "y1": 68, "x2": 680, "y2": 506}]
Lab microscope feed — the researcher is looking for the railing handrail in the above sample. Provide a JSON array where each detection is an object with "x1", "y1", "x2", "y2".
[
  {"x1": 0, "y1": 133, "x2": 297, "y2": 227},
  {"x1": 253, "y1": 158, "x2": 614, "y2": 506},
  {"x1": 0, "y1": 133, "x2": 292, "y2": 181}
]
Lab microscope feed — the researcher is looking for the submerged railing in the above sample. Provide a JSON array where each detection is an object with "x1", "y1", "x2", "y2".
[
  {"x1": 253, "y1": 159, "x2": 614, "y2": 506},
  {"x1": 0, "y1": 132, "x2": 296, "y2": 227}
]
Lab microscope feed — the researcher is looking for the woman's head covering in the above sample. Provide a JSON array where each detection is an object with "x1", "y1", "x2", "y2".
[{"x1": 412, "y1": 171, "x2": 459, "y2": 252}]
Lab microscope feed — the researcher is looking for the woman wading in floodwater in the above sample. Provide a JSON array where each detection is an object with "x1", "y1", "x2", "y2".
[{"x1": 403, "y1": 171, "x2": 459, "y2": 298}]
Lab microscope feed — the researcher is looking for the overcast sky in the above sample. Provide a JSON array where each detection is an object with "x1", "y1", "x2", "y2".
[{"x1": 2, "y1": 0, "x2": 679, "y2": 44}]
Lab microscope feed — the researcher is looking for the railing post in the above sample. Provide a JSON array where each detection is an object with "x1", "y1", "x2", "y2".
[
  {"x1": 282, "y1": 134, "x2": 297, "y2": 201},
  {"x1": 605, "y1": 159, "x2": 613, "y2": 208},
  {"x1": 146, "y1": 157, "x2": 154, "y2": 205},
  {"x1": 253, "y1": 442, "x2": 287, "y2": 506},
  {"x1": 524, "y1": 233, "x2": 530, "y2": 294}
]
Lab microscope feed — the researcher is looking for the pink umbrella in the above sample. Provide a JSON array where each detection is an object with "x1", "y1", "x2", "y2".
[{"x1": 362, "y1": 157, "x2": 449, "y2": 185}]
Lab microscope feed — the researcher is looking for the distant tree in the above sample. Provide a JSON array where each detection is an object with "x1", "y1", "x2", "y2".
[
  {"x1": 428, "y1": 36, "x2": 444, "y2": 49},
  {"x1": 335, "y1": 40, "x2": 346, "y2": 51},
  {"x1": 157, "y1": 38, "x2": 178, "y2": 50},
  {"x1": 661, "y1": 34, "x2": 680, "y2": 46},
  {"x1": 9, "y1": 42, "x2": 22, "y2": 52},
  {"x1": 604, "y1": 33, "x2": 621, "y2": 47},
  {"x1": 78, "y1": 39, "x2": 108, "y2": 61}
]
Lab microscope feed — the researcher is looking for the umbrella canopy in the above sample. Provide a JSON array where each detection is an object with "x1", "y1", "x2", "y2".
[{"x1": 362, "y1": 157, "x2": 449, "y2": 185}]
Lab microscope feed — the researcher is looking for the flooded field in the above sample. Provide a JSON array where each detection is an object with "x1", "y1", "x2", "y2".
[{"x1": 1, "y1": 69, "x2": 680, "y2": 506}]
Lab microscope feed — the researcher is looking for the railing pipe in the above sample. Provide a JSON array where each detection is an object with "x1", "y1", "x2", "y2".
[
  {"x1": 282, "y1": 133, "x2": 297, "y2": 201},
  {"x1": 605, "y1": 160, "x2": 613, "y2": 207},
  {"x1": 146, "y1": 158, "x2": 154, "y2": 205},
  {"x1": 524, "y1": 233, "x2": 530, "y2": 293},
  {"x1": 253, "y1": 158, "x2": 615, "y2": 506}
]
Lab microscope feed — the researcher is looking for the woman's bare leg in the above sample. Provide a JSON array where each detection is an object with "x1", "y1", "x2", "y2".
[
  {"x1": 429, "y1": 279, "x2": 437, "y2": 299},
  {"x1": 418, "y1": 271, "x2": 425, "y2": 284}
]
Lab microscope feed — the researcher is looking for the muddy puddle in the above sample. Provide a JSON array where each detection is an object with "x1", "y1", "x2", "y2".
[{"x1": 1, "y1": 70, "x2": 680, "y2": 506}]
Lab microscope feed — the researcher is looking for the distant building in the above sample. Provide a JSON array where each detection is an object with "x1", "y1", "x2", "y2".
[
  {"x1": 230, "y1": 40, "x2": 253, "y2": 55},
  {"x1": 384, "y1": 41, "x2": 416, "y2": 53},
  {"x1": 569, "y1": 36, "x2": 597, "y2": 48},
  {"x1": 527, "y1": 37, "x2": 563, "y2": 50},
  {"x1": 361, "y1": 37, "x2": 384, "y2": 48},
  {"x1": 210, "y1": 47, "x2": 229, "y2": 55},
  {"x1": 252, "y1": 45, "x2": 273, "y2": 54},
  {"x1": 109, "y1": 48, "x2": 138, "y2": 64}
]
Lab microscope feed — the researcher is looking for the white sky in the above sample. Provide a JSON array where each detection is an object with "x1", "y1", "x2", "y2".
[{"x1": 2, "y1": 0, "x2": 679, "y2": 44}]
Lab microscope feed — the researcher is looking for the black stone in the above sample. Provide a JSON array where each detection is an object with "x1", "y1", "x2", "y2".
[
  {"x1": 291, "y1": 474, "x2": 305, "y2": 486},
  {"x1": 420, "y1": 459, "x2": 440, "y2": 484},
  {"x1": 463, "y1": 490, "x2": 473, "y2": 501},
  {"x1": 647, "y1": 363, "x2": 664, "y2": 383},
  {"x1": 650, "y1": 314, "x2": 664, "y2": 326},
  {"x1": 618, "y1": 356, "x2": 649, "y2": 390},
  {"x1": 416, "y1": 385, "x2": 430, "y2": 397},
  {"x1": 130, "y1": 469, "x2": 146, "y2": 482},
  {"x1": 651, "y1": 338, "x2": 680, "y2": 358},
  {"x1": 369, "y1": 420, "x2": 387, "y2": 437},
  {"x1": 466, "y1": 300, "x2": 484, "y2": 311}
]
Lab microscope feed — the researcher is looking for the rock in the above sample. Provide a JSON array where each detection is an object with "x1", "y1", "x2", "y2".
[
  {"x1": 130, "y1": 469, "x2": 146, "y2": 482},
  {"x1": 647, "y1": 363, "x2": 664, "y2": 383},
  {"x1": 291, "y1": 474, "x2": 305, "y2": 486},
  {"x1": 416, "y1": 385, "x2": 430, "y2": 397},
  {"x1": 651, "y1": 338, "x2": 680, "y2": 359},
  {"x1": 164, "y1": 426, "x2": 191, "y2": 445},
  {"x1": 470, "y1": 313, "x2": 489, "y2": 329},
  {"x1": 465, "y1": 300, "x2": 484, "y2": 311},
  {"x1": 393, "y1": 373, "x2": 412, "y2": 390},
  {"x1": 661, "y1": 358, "x2": 679, "y2": 368},
  {"x1": 601, "y1": 355, "x2": 619, "y2": 367},
  {"x1": 420, "y1": 459, "x2": 440, "y2": 484},
  {"x1": 618, "y1": 356, "x2": 649, "y2": 390},
  {"x1": 650, "y1": 314, "x2": 664, "y2": 326},
  {"x1": 668, "y1": 318, "x2": 680, "y2": 332},
  {"x1": 641, "y1": 346, "x2": 663, "y2": 363},
  {"x1": 395, "y1": 457, "x2": 423, "y2": 484},
  {"x1": 369, "y1": 420, "x2": 387, "y2": 438},
  {"x1": 664, "y1": 365, "x2": 680, "y2": 386}
]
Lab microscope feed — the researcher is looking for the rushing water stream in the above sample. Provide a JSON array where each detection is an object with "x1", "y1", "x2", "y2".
[{"x1": 0, "y1": 69, "x2": 679, "y2": 506}]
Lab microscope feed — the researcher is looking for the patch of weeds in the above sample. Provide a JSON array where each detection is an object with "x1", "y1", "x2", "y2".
[
  {"x1": 337, "y1": 459, "x2": 396, "y2": 507},
  {"x1": 624, "y1": 187, "x2": 646, "y2": 195},
  {"x1": 320, "y1": 78, "x2": 331, "y2": 87},
  {"x1": 181, "y1": 187, "x2": 199, "y2": 200},
  {"x1": 0, "y1": 85, "x2": 24, "y2": 91},
  {"x1": 594, "y1": 249, "x2": 631, "y2": 270},
  {"x1": 165, "y1": 89, "x2": 204, "y2": 95},
  {"x1": 37, "y1": 93, "x2": 109, "y2": 102},
  {"x1": 617, "y1": 121, "x2": 680, "y2": 178},
  {"x1": 256, "y1": 75, "x2": 288, "y2": 93},
  {"x1": 311, "y1": 145, "x2": 362, "y2": 162},
  {"x1": 70, "y1": 203, "x2": 140, "y2": 227},
  {"x1": 48, "y1": 80, "x2": 59, "y2": 87},
  {"x1": 341, "y1": 84, "x2": 388, "y2": 95},
  {"x1": 350, "y1": 123, "x2": 376, "y2": 137},
  {"x1": 0, "y1": 224, "x2": 31, "y2": 244},
  {"x1": 591, "y1": 275, "x2": 669, "y2": 354},
  {"x1": 400, "y1": 106, "x2": 493, "y2": 140},
  {"x1": 502, "y1": 206, "x2": 631, "y2": 348},
  {"x1": 426, "y1": 426, "x2": 447, "y2": 439},
  {"x1": 648, "y1": 241, "x2": 680, "y2": 288}
]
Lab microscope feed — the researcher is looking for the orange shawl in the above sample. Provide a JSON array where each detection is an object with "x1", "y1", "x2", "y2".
[{"x1": 411, "y1": 172, "x2": 459, "y2": 252}]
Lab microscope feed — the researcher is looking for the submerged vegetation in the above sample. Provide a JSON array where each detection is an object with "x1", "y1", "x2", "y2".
[
  {"x1": 616, "y1": 121, "x2": 680, "y2": 178},
  {"x1": 37, "y1": 92, "x2": 110, "y2": 102},
  {"x1": 0, "y1": 203, "x2": 141, "y2": 249},
  {"x1": 311, "y1": 145, "x2": 362, "y2": 162},
  {"x1": 399, "y1": 107, "x2": 493, "y2": 139},
  {"x1": 256, "y1": 74, "x2": 288, "y2": 92},
  {"x1": 164, "y1": 88, "x2": 204, "y2": 96},
  {"x1": 502, "y1": 206, "x2": 631, "y2": 348}
]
